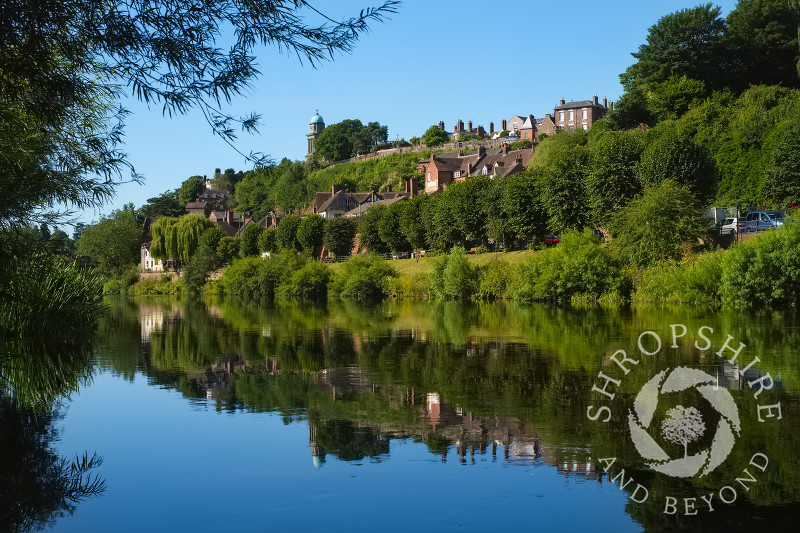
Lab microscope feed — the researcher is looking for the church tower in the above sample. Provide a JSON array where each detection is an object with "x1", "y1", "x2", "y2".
[{"x1": 307, "y1": 111, "x2": 325, "y2": 157}]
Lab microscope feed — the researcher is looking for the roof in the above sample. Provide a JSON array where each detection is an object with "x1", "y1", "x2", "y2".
[
  {"x1": 186, "y1": 201, "x2": 207, "y2": 210},
  {"x1": 310, "y1": 111, "x2": 324, "y2": 124},
  {"x1": 343, "y1": 196, "x2": 407, "y2": 218},
  {"x1": 554, "y1": 99, "x2": 604, "y2": 110}
]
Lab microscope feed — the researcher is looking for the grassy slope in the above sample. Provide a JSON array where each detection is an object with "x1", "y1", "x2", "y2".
[{"x1": 328, "y1": 250, "x2": 536, "y2": 277}]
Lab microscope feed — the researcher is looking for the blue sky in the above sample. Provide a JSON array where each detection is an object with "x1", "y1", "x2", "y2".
[{"x1": 78, "y1": 0, "x2": 740, "y2": 226}]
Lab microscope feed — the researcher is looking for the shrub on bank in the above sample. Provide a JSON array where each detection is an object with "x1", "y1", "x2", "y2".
[
  {"x1": 1, "y1": 258, "x2": 104, "y2": 341},
  {"x1": 720, "y1": 221, "x2": 800, "y2": 306},
  {"x1": 130, "y1": 274, "x2": 184, "y2": 295},
  {"x1": 280, "y1": 261, "x2": 331, "y2": 300},
  {"x1": 511, "y1": 230, "x2": 621, "y2": 302},
  {"x1": 633, "y1": 252, "x2": 722, "y2": 303},
  {"x1": 476, "y1": 259, "x2": 514, "y2": 300},
  {"x1": 430, "y1": 246, "x2": 478, "y2": 300},
  {"x1": 329, "y1": 255, "x2": 396, "y2": 300},
  {"x1": 217, "y1": 254, "x2": 303, "y2": 299}
]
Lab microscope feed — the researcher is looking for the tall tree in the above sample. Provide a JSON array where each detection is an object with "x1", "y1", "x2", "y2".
[
  {"x1": 240, "y1": 223, "x2": 264, "y2": 257},
  {"x1": 297, "y1": 214, "x2": 326, "y2": 257},
  {"x1": 585, "y1": 130, "x2": 644, "y2": 225},
  {"x1": 621, "y1": 4, "x2": 726, "y2": 93},
  {"x1": 323, "y1": 217, "x2": 357, "y2": 257},
  {"x1": 76, "y1": 204, "x2": 141, "y2": 274},
  {"x1": 421, "y1": 126, "x2": 450, "y2": 147},
  {"x1": 177, "y1": 176, "x2": 205, "y2": 207}
]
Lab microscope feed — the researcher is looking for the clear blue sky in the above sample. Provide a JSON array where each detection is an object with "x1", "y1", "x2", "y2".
[{"x1": 78, "y1": 0, "x2": 740, "y2": 226}]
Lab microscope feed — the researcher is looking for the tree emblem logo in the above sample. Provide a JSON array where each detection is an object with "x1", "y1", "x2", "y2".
[{"x1": 628, "y1": 366, "x2": 741, "y2": 478}]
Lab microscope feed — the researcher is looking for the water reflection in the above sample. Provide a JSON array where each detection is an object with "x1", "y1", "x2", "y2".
[
  {"x1": 93, "y1": 296, "x2": 800, "y2": 528},
  {"x1": 0, "y1": 341, "x2": 105, "y2": 532}
]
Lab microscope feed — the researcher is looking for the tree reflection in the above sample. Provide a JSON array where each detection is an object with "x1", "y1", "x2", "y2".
[{"x1": 0, "y1": 340, "x2": 105, "y2": 532}]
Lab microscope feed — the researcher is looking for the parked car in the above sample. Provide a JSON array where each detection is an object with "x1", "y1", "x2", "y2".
[
  {"x1": 744, "y1": 211, "x2": 785, "y2": 232},
  {"x1": 544, "y1": 234, "x2": 560, "y2": 246},
  {"x1": 720, "y1": 217, "x2": 744, "y2": 234}
]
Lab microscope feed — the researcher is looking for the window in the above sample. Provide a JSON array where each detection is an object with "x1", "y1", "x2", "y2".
[
  {"x1": 559, "y1": 111, "x2": 564, "y2": 122},
  {"x1": 426, "y1": 172, "x2": 431, "y2": 181},
  {"x1": 582, "y1": 123, "x2": 588, "y2": 131},
  {"x1": 582, "y1": 108, "x2": 587, "y2": 119},
  {"x1": 569, "y1": 124, "x2": 574, "y2": 132},
  {"x1": 523, "y1": 132, "x2": 528, "y2": 139},
  {"x1": 569, "y1": 110, "x2": 574, "y2": 121},
  {"x1": 453, "y1": 171, "x2": 460, "y2": 179}
]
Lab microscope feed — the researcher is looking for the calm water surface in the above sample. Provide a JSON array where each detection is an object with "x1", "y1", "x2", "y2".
[{"x1": 3, "y1": 297, "x2": 800, "y2": 531}]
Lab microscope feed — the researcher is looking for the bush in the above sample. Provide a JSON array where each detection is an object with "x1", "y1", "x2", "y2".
[
  {"x1": 476, "y1": 259, "x2": 513, "y2": 300},
  {"x1": 129, "y1": 274, "x2": 184, "y2": 295},
  {"x1": 329, "y1": 255, "x2": 396, "y2": 300},
  {"x1": 511, "y1": 230, "x2": 622, "y2": 302},
  {"x1": 387, "y1": 272, "x2": 431, "y2": 299},
  {"x1": 217, "y1": 255, "x2": 302, "y2": 299},
  {"x1": 720, "y1": 220, "x2": 800, "y2": 306},
  {"x1": 0, "y1": 258, "x2": 104, "y2": 341},
  {"x1": 279, "y1": 261, "x2": 330, "y2": 300},
  {"x1": 429, "y1": 246, "x2": 478, "y2": 300},
  {"x1": 634, "y1": 253, "x2": 722, "y2": 303}
]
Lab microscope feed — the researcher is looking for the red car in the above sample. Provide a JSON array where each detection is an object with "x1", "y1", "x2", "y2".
[{"x1": 544, "y1": 234, "x2": 560, "y2": 246}]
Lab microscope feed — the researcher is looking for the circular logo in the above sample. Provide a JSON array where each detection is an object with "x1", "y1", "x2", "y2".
[{"x1": 628, "y1": 366, "x2": 741, "y2": 478}]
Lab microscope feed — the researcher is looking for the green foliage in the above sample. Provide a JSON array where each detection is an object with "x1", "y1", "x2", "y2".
[
  {"x1": 323, "y1": 216, "x2": 356, "y2": 257},
  {"x1": 240, "y1": 223, "x2": 264, "y2": 257},
  {"x1": 76, "y1": 204, "x2": 141, "y2": 274},
  {"x1": 296, "y1": 214, "x2": 326, "y2": 257},
  {"x1": 217, "y1": 255, "x2": 303, "y2": 299},
  {"x1": 272, "y1": 161, "x2": 308, "y2": 213},
  {"x1": 329, "y1": 255, "x2": 396, "y2": 300},
  {"x1": 609, "y1": 180, "x2": 711, "y2": 267},
  {"x1": 621, "y1": 4, "x2": 725, "y2": 93},
  {"x1": 378, "y1": 201, "x2": 411, "y2": 254},
  {"x1": 258, "y1": 228, "x2": 278, "y2": 254},
  {"x1": 199, "y1": 225, "x2": 224, "y2": 252},
  {"x1": 276, "y1": 215, "x2": 301, "y2": 251},
  {"x1": 137, "y1": 190, "x2": 186, "y2": 220},
  {"x1": 400, "y1": 195, "x2": 427, "y2": 251},
  {"x1": 307, "y1": 152, "x2": 424, "y2": 199},
  {"x1": 511, "y1": 230, "x2": 621, "y2": 302},
  {"x1": 503, "y1": 169, "x2": 548, "y2": 245},
  {"x1": 0, "y1": 258, "x2": 104, "y2": 341},
  {"x1": 216, "y1": 236, "x2": 240, "y2": 265},
  {"x1": 421, "y1": 126, "x2": 450, "y2": 146},
  {"x1": 636, "y1": 125, "x2": 717, "y2": 199},
  {"x1": 634, "y1": 253, "x2": 722, "y2": 303},
  {"x1": 510, "y1": 139, "x2": 533, "y2": 150},
  {"x1": 529, "y1": 130, "x2": 587, "y2": 168},
  {"x1": 149, "y1": 214, "x2": 215, "y2": 263},
  {"x1": 314, "y1": 119, "x2": 389, "y2": 161},
  {"x1": 762, "y1": 120, "x2": 800, "y2": 207},
  {"x1": 101, "y1": 265, "x2": 140, "y2": 295},
  {"x1": 647, "y1": 75, "x2": 707, "y2": 121},
  {"x1": 476, "y1": 259, "x2": 513, "y2": 300},
  {"x1": 539, "y1": 145, "x2": 589, "y2": 233},
  {"x1": 585, "y1": 130, "x2": 644, "y2": 225},
  {"x1": 129, "y1": 273, "x2": 184, "y2": 295},
  {"x1": 177, "y1": 176, "x2": 205, "y2": 206},
  {"x1": 183, "y1": 246, "x2": 219, "y2": 293},
  {"x1": 720, "y1": 220, "x2": 800, "y2": 306},
  {"x1": 280, "y1": 261, "x2": 331, "y2": 300},
  {"x1": 358, "y1": 204, "x2": 390, "y2": 254},
  {"x1": 429, "y1": 246, "x2": 478, "y2": 300}
]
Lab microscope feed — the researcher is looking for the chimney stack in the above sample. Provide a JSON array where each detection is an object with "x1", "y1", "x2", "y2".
[
  {"x1": 593, "y1": 95, "x2": 598, "y2": 105},
  {"x1": 560, "y1": 98, "x2": 566, "y2": 105},
  {"x1": 603, "y1": 97, "x2": 607, "y2": 108},
  {"x1": 467, "y1": 120, "x2": 472, "y2": 132},
  {"x1": 489, "y1": 122, "x2": 494, "y2": 134},
  {"x1": 438, "y1": 121, "x2": 445, "y2": 130},
  {"x1": 477, "y1": 146, "x2": 486, "y2": 157},
  {"x1": 501, "y1": 119, "x2": 507, "y2": 130}
]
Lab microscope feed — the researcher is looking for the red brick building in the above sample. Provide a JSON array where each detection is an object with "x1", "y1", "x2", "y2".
[{"x1": 554, "y1": 95, "x2": 610, "y2": 132}]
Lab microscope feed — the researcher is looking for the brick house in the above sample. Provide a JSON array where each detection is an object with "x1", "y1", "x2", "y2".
[
  {"x1": 312, "y1": 179, "x2": 419, "y2": 219},
  {"x1": 418, "y1": 145, "x2": 535, "y2": 194},
  {"x1": 536, "y1": 114, "x2": 557, "y2": 137},
  {"x1": 554, "y1": 95, "x2": 610, "y2": 132}
]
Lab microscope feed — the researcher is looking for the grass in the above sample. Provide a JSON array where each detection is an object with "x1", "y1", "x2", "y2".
[{"x1": 390, "y1": 249, "x2": 535, "y2": 278}]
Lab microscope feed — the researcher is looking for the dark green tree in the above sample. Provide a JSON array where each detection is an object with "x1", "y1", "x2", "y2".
[
  {"x1": 400, "y1": 195, "x2": 428, "y2": 252},
  {"x1": 276, "y1": 215, "x2": 301, "y2": 251},
  {"x1": 273, "y1": 162, "x2": 308, "y2": 213},
  {"x1": 421, "y1": 126, "x2": 450, "y2": 146},
  {"x1": 216, "y1": 236, "x2": 240, "y2": 265},
  {"x1": 240, "y1": 223, "x2": 264, "y2": 257},
  {"x1": 504, "y1": 169, "x2": 548, "y2": 244},
  {"x1": 621, "y1": 4, "x2": 726, "y2": 93},
  {"x1": 177, "y1": 176, "x2": 205, "y2": 207},
  {"x1": 138, "y1": 190, "x2": 186, "y2": 221},
  {"x1": 378, "y1": 201, "x2": 411, "y2": 254},
  {"x1": 323, "y1": 217, "x2": 357, "y2": 257},
  {"x1": 297, "y1": 214, "x2": 326, "y2": 257},
  {"x1": 586, "y1": 130, "x2": 644, "y2": 225},
  {"x1": 358, "y1": 205, "x2": 390, "y2": 254},
  {"x1": 637, "y1": 127, "x2": 717, "y2": 200},
  {"x1": 763, "y1": 121, "x2": 800, "y2": 207},
  {"x1": 76, "y1": 204, "x2": 141, "y2": 274},
  {"x1": 183, "y1": 245, "x2": 219, "y2": 293},
  {"x1": 539, "y1": 146, "x2": 590, "y2": 233},
  {"x1": 258, "y1": 228, "x2": 279, "y2": 254},
  {"x1": 610, "y1": 180, "x2": 711, "y2": 267}
]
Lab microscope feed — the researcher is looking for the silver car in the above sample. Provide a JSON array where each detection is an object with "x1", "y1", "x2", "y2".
[
  {"x1": 744, "y1": 211, "x2": 785, "y2": 232},
  {"x1": 720, "y1": 217, "x2": 744, "y2": 234}
]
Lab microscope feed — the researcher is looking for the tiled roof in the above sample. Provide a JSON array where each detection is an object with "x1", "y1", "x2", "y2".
[
  {"x1": 554, "y1": 100, "x2": 603, "y2": 110},
  {"x1": 317, "y1": 190, "x2": 346, "y2": 213},
  {"x1": 343, "y1": 196, "x2": 407, "y2": 218},
  {"x1": 186, "y1": 201, "x2": 207, "y2": 209}
]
